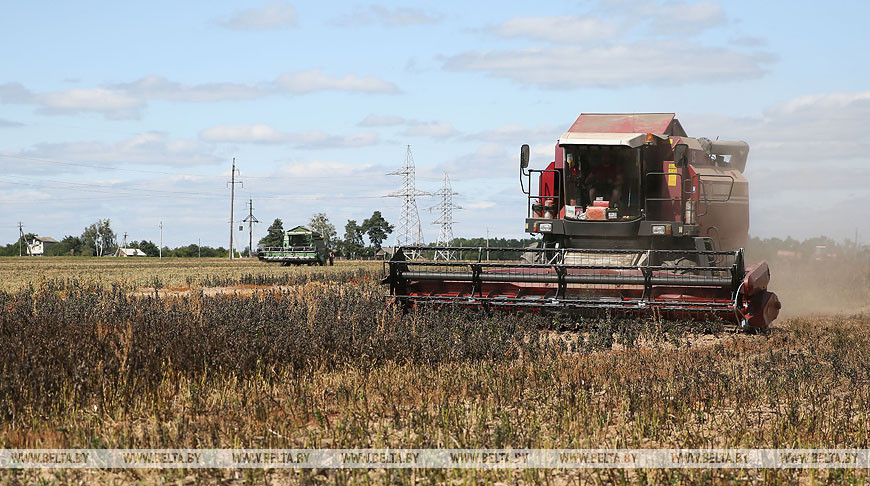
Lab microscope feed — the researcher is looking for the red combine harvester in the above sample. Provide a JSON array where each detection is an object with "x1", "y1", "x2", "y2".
[{"x1": 384, "y1": 114, "x2": 781, "y2": 331}]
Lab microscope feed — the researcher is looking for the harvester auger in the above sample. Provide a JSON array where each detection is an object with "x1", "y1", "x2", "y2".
[{"x1": 383, "y1": 114, "x2": 781, "y2": 331}]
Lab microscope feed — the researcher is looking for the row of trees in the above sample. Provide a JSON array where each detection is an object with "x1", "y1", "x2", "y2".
[
  {"x1": 0, "y1": 213, "x2": 396, "y2": 258},
  {"x1": 746, "y1": 235, "x2": 866, "y2": 262},
  {"x1": 258, "y1": 211, "x2": 394, "y2": 258},
  {"x1": 0, "y1": 219, "x2": 119, "y2": 257},
  {"x1": 255, "y1": 213, "x2": 542, "y2": 260},
  {"x1": 0, "y1": 219, "x2": 231, "y2": 257}
]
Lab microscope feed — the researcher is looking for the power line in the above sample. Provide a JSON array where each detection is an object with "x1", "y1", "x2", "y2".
[
  {"x1": 0, "y1": 153, "x2": 410, "y2": 181},
  {"x1": 1, "y1": 174, "x2": 228, "y2": 198},
  {"x1": 0, "y1": 153, "x2": 221, "y2": 178},
  {"x1": 0, "y1": 176, "x2": 394, "y2": 202}
]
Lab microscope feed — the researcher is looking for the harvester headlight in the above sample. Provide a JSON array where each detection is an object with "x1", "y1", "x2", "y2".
[
  {"x1": 651, "y1": 224, "x2": 668, "y2": 235},
  {"x1": 539, "y1": 223, "x2": 553, "y2": 233}
]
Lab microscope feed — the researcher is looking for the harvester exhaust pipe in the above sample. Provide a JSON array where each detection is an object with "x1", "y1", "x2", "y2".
[{"x1": 698, "y1": 138, "x2": 749, "y2": 172}]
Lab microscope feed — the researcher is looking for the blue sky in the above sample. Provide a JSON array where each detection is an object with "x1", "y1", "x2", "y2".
[{"x1": 1, "y1": 0, "x2": 868, "y2": 249}]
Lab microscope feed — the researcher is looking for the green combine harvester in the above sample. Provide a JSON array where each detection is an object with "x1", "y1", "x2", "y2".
[{"x1": 257, "y1": 226, "x2": 327, "y2": 266}]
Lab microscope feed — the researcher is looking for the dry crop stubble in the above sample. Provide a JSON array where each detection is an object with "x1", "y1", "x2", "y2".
[{"x1": 0, "y1": 258, "x2": 868, "y2": 484}]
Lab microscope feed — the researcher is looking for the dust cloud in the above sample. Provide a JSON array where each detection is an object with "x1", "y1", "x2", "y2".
[{"x1": 756, "y1": 254, "x2": 870, "y2": 319}]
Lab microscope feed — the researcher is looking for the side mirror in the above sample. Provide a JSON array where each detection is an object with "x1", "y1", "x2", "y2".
[
  {"x1": 520, "y1": 144, "x2": 530, "y2": 170},
  {"x1": 674, "y1": 143, "x2": 689, "y2": 167}
]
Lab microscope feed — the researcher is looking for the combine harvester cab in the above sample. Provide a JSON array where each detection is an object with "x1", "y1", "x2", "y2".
[
  {"x1": 384, "y1": 113, "x2": 781, "y2": 331},
  {"x1": 258, "y1": 225, "x2": 327, "y2": 266}
]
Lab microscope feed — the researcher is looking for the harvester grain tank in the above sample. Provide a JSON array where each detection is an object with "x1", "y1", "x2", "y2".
[
  {"x1": 383, "y1": 113, "x2": 781, "y2": 331},
  {"x1": 258, "y1": 225, "x2": 327, "y2": 266}
]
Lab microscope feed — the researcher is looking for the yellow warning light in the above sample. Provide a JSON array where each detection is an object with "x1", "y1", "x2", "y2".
[{"x1": 645, "y1": 133, "x2": 654, "y2": 143}]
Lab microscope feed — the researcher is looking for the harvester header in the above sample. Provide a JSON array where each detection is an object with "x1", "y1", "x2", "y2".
[{"x1": 383, "y1": 113, "x2": 781, "y2": 331}]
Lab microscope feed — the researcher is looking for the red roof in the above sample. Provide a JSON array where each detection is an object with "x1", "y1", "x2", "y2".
[{"x1": 568, "y1": 113, "x2": 676, "y2": 134}]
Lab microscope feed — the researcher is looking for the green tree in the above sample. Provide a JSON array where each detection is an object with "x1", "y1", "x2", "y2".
[
  {"x1": 136, "y1": 240, "x2": 160, "y2": 257},
  {"x1": 0, "y1": 233, "x2": 36, "y2": 256},
  {"x1": 258, "y1": 219, "x2": 284, "y2": 248},
  {"x1": 361, "y1": 211, "x2": 394, "y2": 249},
  {"x1": 81, "y1": 219, "x2": 116, "y2": 256},
  {"x1": 309, "y1": 213, "x2": 337, "y2": 248},
  {"x1": 48, "y1": 235, "x2": 84, "y2": 256},
  {"x1": 339, "y1": 219, "x2": 365, "y2": 257}
]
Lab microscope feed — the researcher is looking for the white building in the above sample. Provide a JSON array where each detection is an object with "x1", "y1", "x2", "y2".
[
  {"x1": 117, "y1": 248, "x2": 147, "y2": 257},
  {"x1": 26, "y1": 236, "x2": 59, "y2": 256}
]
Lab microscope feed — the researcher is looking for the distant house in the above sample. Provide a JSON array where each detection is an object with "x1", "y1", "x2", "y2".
[
  {"x1": 376, "y1": 246, "x2": 395, "y2": 260},
  {"x1": 26, "y1": 236, "x2": 58, "y2": 256},
  {"x1": 117, "y1": 248, "x2": 147, "y2": 257}
]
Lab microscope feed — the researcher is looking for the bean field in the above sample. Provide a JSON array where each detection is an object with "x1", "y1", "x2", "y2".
[{"x1": 0, "y1": 258, "x2": 868, "y2": 484}]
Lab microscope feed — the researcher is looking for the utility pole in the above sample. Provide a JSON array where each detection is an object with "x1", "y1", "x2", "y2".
[
  {"x1": 241, "y1": 198, "x2": 259, "y2": 258},
  {"x1": 114, "y1": 232, "x2": 128, "y2": 257},
  {"x1": 159, "y1": 221, "x2": 163, "y2": 259},
  {"x1": 198, "y1": 238, "x2": 201, "y2": 258},
  {"x1": 486, "y1": 227, "x2": 490, "y2": 260},
  {"x1": 18, "y1": 222, "x2": 24, "y2": 257},
  {"x1": 227, "y1": 158, "x2": 242, "y2": 260}
]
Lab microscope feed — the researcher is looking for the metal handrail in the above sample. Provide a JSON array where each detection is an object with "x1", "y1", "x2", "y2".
[
  {"x1": 526, "y1": 168, "x2": 562, "y2": 218},
  {"x1": 259, "y1": 246, "x2": 316, "y2": 252},
  {"x1": 692, "y1": 173, "x2": 735, "y2": 218}
]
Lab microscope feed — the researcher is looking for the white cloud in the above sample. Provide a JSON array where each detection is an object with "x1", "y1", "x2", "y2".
[
  {"x1": 403, "y1": 121, "x2": 458, "y2": 139},
  {"x1": 643, "y1": 1, "x2": 727, "y2": 35},
  {"x1": 463, "y1": 201, "x2": 496, "y2": 210},
  {"x1": 1, "y1": 83, "x2": 144, "y2": 119},
  {"x1": 683, "y1": 91, "x2": 870, "y2": 163},
  {"x1": 465, "y1": 2, "x2": 761, "y2": 89},
  {"x1": 490, "y1": 2, "x2": 727, "y2": 43},
  {"x1": 0, "y1": 117, "x2": 23, "y2": 128},
  {"x1": 0, "y1": 82, "x2": 34, "y2": 103},
  {"x1": 0, "y1": 70, "x2": 400, "y2": 119},
  {"x1": 291, "y1": 130, "x2": 380, "y2": 149},
  {"x1": 771, "y1": 91, "x2": 870, "y2": 115},
  {"x1": 444, "y1": 41, "x2": 774, "y2": 88},
  {"x1": 274, "y1": 69, "x2": 399, "y2": 94},
  {"x1": 466, "y1": 124, "x2": 561, "y2": 143},
  {"x1": 491, "y1": 15, "x2": 621, "y2": 43},
  {"x1": 677, "y1": 90, "x2": 870, "y2": 239},
  {"x1": 358, "y1": 114, "x2": 407, "y2": 127},
  {"x1": 274, "y1": 160, "x2": 376, "y2": 177},
  {"x1": 4, "y1": 132, "x2": 222, "y2": 170},
  {"x1": 356, "y1": 115, "x2": 461, "y2": 139},
  {"x1": 730, "y1": 35, "x2": 767, "y2": 47},
  {"x1": 199, "y1": 124, "x2": 288, "y2": 144},
  {"x1": 112, "y1": 75, "x2": 266, "y2": 103},
  {"x1": 36, "y1": 88, "x2": 144, "y2": 119},
  {"x1": 334, "y1": 5, "x2": 441, "y2": 27},
  {"x1": 199, "y1": 124, "x2": 380, "y2": 149},
  {"x1": 425, "y1": 143, "x2": 514, "y2": 181},
  {"x1": 214, "y1": 2, "x2": 298, "y2": 31}
]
